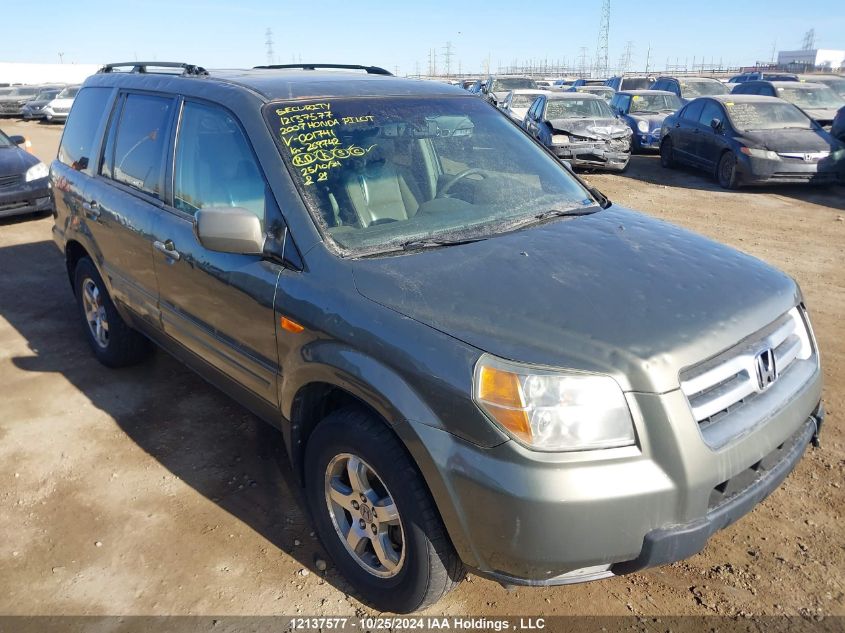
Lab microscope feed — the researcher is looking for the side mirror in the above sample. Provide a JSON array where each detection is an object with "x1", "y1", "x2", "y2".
[
  {"x1": 196, "y1": 206, "x2": 265, "y2": 255},
  {"x1": 9, "y1": 135, "x2": 25, "y2": 145},
  {"x1": 710, "y1": 117, "x2": 722, "y2": 131}
]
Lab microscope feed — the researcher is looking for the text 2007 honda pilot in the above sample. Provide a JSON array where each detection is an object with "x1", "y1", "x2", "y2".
[{"x1": 51, "y1": 62, "x2": 823, "y2": 613}]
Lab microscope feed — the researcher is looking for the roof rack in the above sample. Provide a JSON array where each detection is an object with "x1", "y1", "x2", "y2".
[
  {"x1": 97, "y1": 62, "x2": 209, "y2": 77},
  {"x1": 252, "y1": 63, "x2": 392, "y2": 76}
]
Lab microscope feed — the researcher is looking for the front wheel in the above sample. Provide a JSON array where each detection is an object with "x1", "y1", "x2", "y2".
[
  {"x1": 717, "y1": 151, "x2": 740, "y2": 189},
  {"x1": 304, "y1": 408, "x2": 464, "y2": 612}
]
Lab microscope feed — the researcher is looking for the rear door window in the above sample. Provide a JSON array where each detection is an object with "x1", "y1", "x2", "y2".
[
  {"x1": 58, "y1": 87, "x2": 112, "y2": 173},
  {"x1": 109, "y1": 93, "x2": 175, "y2": 198}
]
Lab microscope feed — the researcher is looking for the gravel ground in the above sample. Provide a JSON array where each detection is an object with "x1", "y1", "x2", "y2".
[{"x1": 0, "y1": 119, "x2": 843, "y2": 621}]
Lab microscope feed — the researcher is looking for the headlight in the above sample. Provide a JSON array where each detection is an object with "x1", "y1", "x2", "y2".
[
  {"x1": 637, "y1": 120, "x2": 649, "y2": 133},
  {"x1": 25, "y1": 162, "x2": 48, "y2": 182},
  {"x1": 552, "y1": 134, "x2": 570, "y2": 145},
  {"x1": 789, "y1": 306, "x2": 814, "y2": 361},
  {"x1": 473, "y1": 354, "x2": 636, "y2": 451},
  {"x1": 740, "y1": 147, "x2": 779, "y2": 159}
]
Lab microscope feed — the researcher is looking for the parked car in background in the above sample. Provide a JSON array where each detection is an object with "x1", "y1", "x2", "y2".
[
  {"x1": 522, "y1": 92, "x2": 631, "y2": 170},
  {"x1": 461, "y1": 79, "x2": 477, "y2": 90},
  {"x1": 21, "y1": 87, "x2": 65, "y2": 120},
  {"x1": 0, "y1": 86, "x2": 42, "y2": 117},
  {"x1": 481, "y1": 76, "x2": 538, "y2": 106},
  {"x1": 553, "y1": 79, "x2": 576, "y2": 89},
  {"x1": 649, "y1": 76, "x2": 729, "y2": 103},
  {"x1": 660, "y1": 95, "x2": 843, "y2": 188},
  {"x1": 42, "y1": 85, "x2": 80, "y2": 123},
  {"x1": 610, "y1": 90, "x2": 682, "y2": 152},
  {"x1": 500, "y1": 89, "x2": 549, "y2": 122},
  {"x1": 570, "y1": 78, "x2": 606, "y2": 88},
  {"x1": 535, "y1": 80, "x2": 552, "y2": 88},
  {"x1": 728, "y1": 72, "x2": 798, "y2": 85},
  {"x1": 604, "y1": 75, "x2": 653, "y2": 92},
  {"x1": 832, "y1": 106, "x2": 845, "y2": 142},
  {"x1": 798, "y1": 74, "x2": 845, "y2": 98},
  {"x1": 568, "y1": 85, "x2": 615, "y2": 102},
  {"x1": 732, "y1": 81, "x2": 844, "y2": 129},
  {"x1": 0, "y1": 127, "x2": 51, "y2": 218}
]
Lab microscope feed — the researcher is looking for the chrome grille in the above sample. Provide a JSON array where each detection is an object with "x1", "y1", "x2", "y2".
[{"x1": 680, "y1": 308, "x2": 813, "y2": 430}]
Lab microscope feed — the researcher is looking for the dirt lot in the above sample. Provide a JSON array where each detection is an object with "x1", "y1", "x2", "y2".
[{"x1": 1, "y1": 119, "x2": 843, "y2": 620}]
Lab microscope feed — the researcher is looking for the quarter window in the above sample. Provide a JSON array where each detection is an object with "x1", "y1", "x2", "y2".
[
  {"x1": 111, "y1": 93, "x2": 174, "y2": 197},
  {"x1": 58, "y1": 87, "x2": 111, "y2": 172},
  {"x1": 173, "y1": 101, "x2": 267, "y2": 223}
]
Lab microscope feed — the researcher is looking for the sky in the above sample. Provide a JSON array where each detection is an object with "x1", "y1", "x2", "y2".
[{"x1": 3, "y1": 0, "x2": 844, "y2": 76}]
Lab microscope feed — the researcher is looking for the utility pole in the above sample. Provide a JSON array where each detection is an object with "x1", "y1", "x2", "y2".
[
  {"x1": 265, "y1": 28, "x2": 274, "y2": 66},
  {"x1": 619, "y1": 40, "x2": 633, "y2": 74},
  {"x1": 58, "y1": 52, "x2": 64, "y2": 64},
  {"x1": 595, "y1": 0, "x2": 610, "y2": 77},
  {"x1": 578, "y1": 46, "x2": 588, "y2": 77},
  {"x1": 644, "y1": 44, "x2": 651, "y2": 75},
  {"x1": 442, "y1": 41, "x2": 454, "y2": 77}
]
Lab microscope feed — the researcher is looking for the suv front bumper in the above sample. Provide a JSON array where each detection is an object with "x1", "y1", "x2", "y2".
[{"x1": 403, "y1": 361, "x2": 822, "y2": 585}]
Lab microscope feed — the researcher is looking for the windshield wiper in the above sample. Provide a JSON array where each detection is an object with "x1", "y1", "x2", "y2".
[
  {"x1": 534, "y1": 207, "x2": 599, "y2": 220},
  {"x1": 399, "y1": 235, "x2": 488, "y2": 251}
]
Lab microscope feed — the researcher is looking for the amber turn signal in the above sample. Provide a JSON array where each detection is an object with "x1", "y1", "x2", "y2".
[{"x1": 280, "y1": 316, "x2": 305, "y2": 333}]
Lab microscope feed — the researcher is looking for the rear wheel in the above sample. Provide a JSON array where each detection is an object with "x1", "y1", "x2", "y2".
[
  {"x1": 304, "y1": 407, "x2": 464, "y2": 613},
  {"x1": 659, "y1": 138, "x2": 676, "y2": 168},
  {"x1": 717, "y1": 151, "x2": 740, "y2": 189},
  {"x1": 73, "y1": 257, "x2": 152, "y2": 367}
]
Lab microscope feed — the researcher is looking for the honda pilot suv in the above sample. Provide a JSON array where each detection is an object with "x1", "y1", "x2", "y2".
[{"x1": 51, "y1": 62, "x2": 824, "y2": 613}]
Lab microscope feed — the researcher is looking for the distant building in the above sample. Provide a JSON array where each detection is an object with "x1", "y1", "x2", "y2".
[
  {"x1": 0, "y1": 62, "x2": 101, "y2": 85},
  {"x1": 777, "y1": 49, "x2": 844, "y2": 71}
]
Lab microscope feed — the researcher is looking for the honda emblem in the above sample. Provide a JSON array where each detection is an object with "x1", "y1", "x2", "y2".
[{"x1": 755, "y1": 348, "x2": 778, "y2": 390}]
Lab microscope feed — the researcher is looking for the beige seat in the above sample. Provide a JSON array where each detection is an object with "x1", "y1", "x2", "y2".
[{"x1": 340, "y1": 147, "x2": 419, "y2": 227}]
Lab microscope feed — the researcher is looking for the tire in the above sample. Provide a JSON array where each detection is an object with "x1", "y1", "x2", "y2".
[
  {"x1": 717, "y1": 151, "x2": 740, "y2": 189},
  {"x1": 73, "y1": 257, "x2": 152, "y2": 367},
  {"x1": 659, "y1": 138, "x2": 676, "y2": 168},
  {"x1": 304, "y1": 407, "x2": 464, "y2": 613}
]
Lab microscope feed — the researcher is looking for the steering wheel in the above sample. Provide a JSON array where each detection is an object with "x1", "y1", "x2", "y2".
[{"x1": 436, "y1": 168, "x2": 490, "y2": 198}]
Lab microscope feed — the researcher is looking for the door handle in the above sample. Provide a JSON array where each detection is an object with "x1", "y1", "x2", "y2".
[
  {"x1": 153, "y1": 239, "x2": 181, "y2": 261},
  {"x1": 674, "y1": 122, "x2": 681, "y2": 128},
  {"x1": 82, "y1": 200, "x2": 100, "y2": 220}
]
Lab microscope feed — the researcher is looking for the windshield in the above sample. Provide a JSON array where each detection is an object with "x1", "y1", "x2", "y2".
[
  {"x1": 8, "y1": 87, "x2": 38, "y2": 97},
  {"x1": 35, "y1": 89, "x2": 60, "y2": 101},
  {"x1": 493, "y1": 77, "x2": 537, "y2": 91},
  {"x1": 629, "y1": 93, "x2": 682, "y2": 113},
  {"x1": 681, "y1": 80, "x2": 729, "y2": 97},
  {"x1": 264, "y1": 96, "x2": 594, "y2": 255},
  {"x1": 725, "y1": 101, "x2": 813, "y2": 131},
  {"x1": 777, "y1": 85, "x2": 844, "y2": 109},
  {"x1": 812, "y1": 78, "x2": 845, "y2": 97},
  {"x1": 545, "y1": 98, "x2": 614, "y2": 119},
  {"x1": 621, "y1": 78, "x2": 651, "y2": 90},
  {"x1": 57, "y1": 86, "x2": 80, "y2": 99},
  {"x1": 511, "y1": 93, "x2": 538, "y2": 108}
]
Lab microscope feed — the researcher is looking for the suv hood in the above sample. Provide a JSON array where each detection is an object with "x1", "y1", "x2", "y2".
[
  {"x1": 549, "y1": 117, "x2": 629, "y2": 139},
  {"x1": 352, "y1": 207, "x2": 798, "y2": 393},
  {"x1": 628, "y1": 112, "x2": 673, "y2": 129}
]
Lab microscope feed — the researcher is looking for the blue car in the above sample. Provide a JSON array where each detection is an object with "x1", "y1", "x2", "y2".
[{"x1": 610, "y1": 90, "x2": 682, "y2": 152}]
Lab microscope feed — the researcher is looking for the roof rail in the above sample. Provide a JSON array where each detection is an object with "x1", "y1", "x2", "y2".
[
  {"x1": 98, "y1": 62, "x2": 209, "y2": 77},
  {"x1": 252, "y1": 63, "x2": 392, "y2": 76}
]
